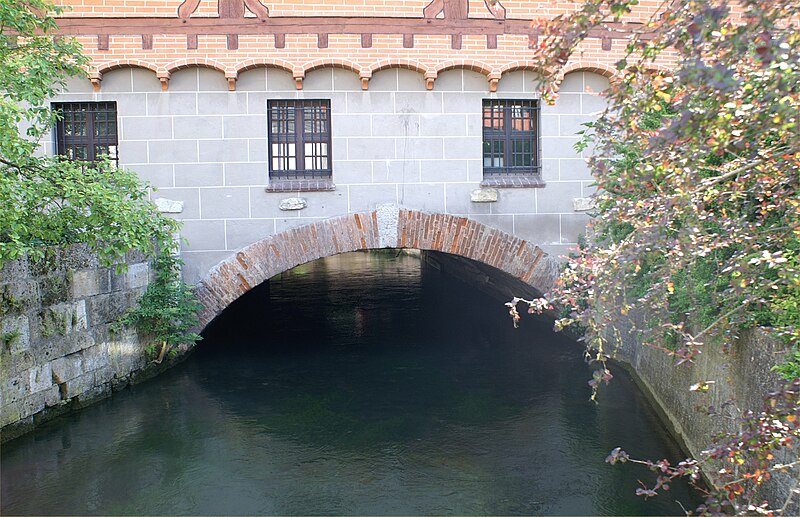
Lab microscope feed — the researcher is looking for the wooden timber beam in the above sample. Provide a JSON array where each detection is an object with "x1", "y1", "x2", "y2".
[{"x1": 53, "y1": 16, "x2": 650, "y2": 41}]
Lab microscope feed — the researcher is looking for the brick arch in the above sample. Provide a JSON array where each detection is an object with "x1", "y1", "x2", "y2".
[
  {"x1": 94, "y1": 59, "x2": 165, "y2": 77},
  {"x1": 434, "y1": 59, "x2": 493, "y2": 77},
  {"x1": 235, "y1": 58, "x2": 299, "y2": 77},
  {"x1": 368, "y1": 59, "x2": 432, "y2": 77},
  {"x1": 302, "y1": 58, "x2": 366, "y2": 77},
  {"x1": 497, "y1": 60, "x2": 542, "y2": 76},
  {"x1": 164, "y1": 58, "x2": 235, "y2": 78},
  {"x1": 194, "y1": 207, "x2": 560, "y2": 329},
  {"x1": 556, "y1": 62, "x2": 618, "y2": 83}
]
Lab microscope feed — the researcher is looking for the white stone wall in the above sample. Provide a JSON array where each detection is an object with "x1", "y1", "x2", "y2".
[{"x1": 53, "y1": 68, "x2": 606, "y2": 283}]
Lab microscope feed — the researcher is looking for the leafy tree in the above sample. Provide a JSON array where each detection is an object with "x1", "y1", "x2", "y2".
[
  {"x1": 0, "y1": 0, "x2": 179, "y2": 264},
  {"x1": 0, "y1": 1, "x2": 200, "y2": 355},
  {"x1": 518, "y1": 0, "x2": 800, "y2": 513}
]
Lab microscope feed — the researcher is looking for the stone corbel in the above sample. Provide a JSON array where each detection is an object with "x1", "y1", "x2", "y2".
[
  {"x1": 89, "y1": 72, "x2": 102, "y2": 92},
  {"x1": 226, "y1": 72, "x2": 237, "y2": 91},
  {"x1": 359, "y1": 71, "x2": 371, "y2": 91},
  {"x1": 424, "y1": 71, "x2": 437, "y2": 91},
  {"x1": 294, "y1": 72, "x2": 304, "y2": 90},
  {"x1": 157, "y1": 71, "x2": 171, "y2": 91},
  {"x1": 488, "y1": 72, "x2": 501, "y2": 93}
]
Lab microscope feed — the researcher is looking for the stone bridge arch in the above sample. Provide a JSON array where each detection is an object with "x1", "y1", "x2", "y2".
[{"x1": 194, "y1": 206, "x2": 561, "y2": 329}]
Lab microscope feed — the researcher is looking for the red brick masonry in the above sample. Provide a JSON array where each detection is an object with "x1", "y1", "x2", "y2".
[{"x1": 194, "y1": 207, "x2": 560, "y2": 328}]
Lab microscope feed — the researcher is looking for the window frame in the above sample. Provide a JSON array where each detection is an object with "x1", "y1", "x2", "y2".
[
  {"x1": 481, "y1": 99, "x2": 541, "y2": 181},
  {"x1": 267, "y1": 99, "x2": 332, "y2": 180},
  {"x1": 52, "y1": 101, "x2": 119, "y2": 164}
]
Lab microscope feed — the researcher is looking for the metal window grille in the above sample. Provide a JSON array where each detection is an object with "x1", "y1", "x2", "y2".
[
  {"x1": 53, "y1": 102, "x2": 119, "y2": 164},
  {"x1": 268, "y1": 100, "x2": 332, "y2": 179},
  {"x1": 482, "y1": 99, "x2": 540, "y2": 177}
]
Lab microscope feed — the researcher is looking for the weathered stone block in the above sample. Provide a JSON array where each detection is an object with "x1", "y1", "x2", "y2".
[
  {"x1": 81, "y1": 344, "x2": 109, "y2": 373},
  {"x1": 29, "y1": 244, "x2": 98, "y2": 276},
  {"x1": 94, "y1": 365, "x2": 114, "y2": 386},
  {"x1": 1, "y1": 376, "x2": 28, "y2": 407},
  {"x1": 64, "y1": 371, "x2": 96, "y2": 399},
  {"x1": 39, "y1": 274, "x2": 70, "y2": 306},
  {"x1": 470, "y1": 188, "x2": 498, "y2": 203},
  {"x1": 43, "y1": 332, "x2": 95, "y2": 359},
  {"x1": 1, "y1": 315, "x2": 30, "y2": 354},
  {"x1": 279, "y1": 197, "x2": 307, "y2": 211},
  {"x1": 19, "y1": 392, "x2": 46, "y2": 420},
  {"x1": 108, "y1": 328, "x2": 146, "y2": 377},
  {"x1": 0, "y1": 402, "x2": 22, "y2": 427},
  {"x1": 572, "y1": 197, "x2": 595, "y2": 212},
  {"x1": 51, "y1": 353, "x2": 83, "y2": 383},
  {"x1": 7, "y1": 350, "x2": 34, "y2": 376},
  {"x1": 72, "y1": 269, "x2": 107, "y2": 299},
  {"x1": 43, "y1": 385, "x2": 61, "y2": 408},
  {"x1": 27, "y1": 363, "x2": 53, "y2": 393},
  {"x1": 86, "y1": 292, "x2": 129, "y2": 326},
  {"x1": 72, "y1": 300, "x2": 88, "y2": 332},
  {"x1": 127, "y1": 263, "x2": 150, "y2": 290},
  {"x1": 37, "y1": 304, "x2": 72, "y2": 339},
  {"x1": 1, "y1": 281, "x2": 39, "y2": 315},
  {"x1": 0, "y1": 259, "x2": 31, "y2": 287}
]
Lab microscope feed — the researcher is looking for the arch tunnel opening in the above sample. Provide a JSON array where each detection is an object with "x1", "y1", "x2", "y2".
[
  {"x1": 0, "y1": 249, "x2": 702, "y2": 516},
  {"x1": 189, "y1": 249, "x2": 700, "y2": 515},
  {"x1": 200, "y1": 248, "x2": 551, "y2": 345}
]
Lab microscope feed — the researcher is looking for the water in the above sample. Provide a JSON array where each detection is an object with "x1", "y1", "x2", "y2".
[{"x1": 1, "y1": 251, "x2": 699, "y2": 515}]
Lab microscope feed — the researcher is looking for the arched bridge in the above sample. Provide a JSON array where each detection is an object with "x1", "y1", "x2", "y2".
[{"x1": 195, "y1": 206, "x2": 561, "y2": 328}]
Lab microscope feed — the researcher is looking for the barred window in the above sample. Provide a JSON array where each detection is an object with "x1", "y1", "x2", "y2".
[
  {"x1": 268, "y1": 100, "x2": 331, "y2": 179},
  {"x1": 53, "y1": 102, "x2": 118, "y2": 164},
  {"x1": 482, "y1": 99, "x2": 540, "y2": 177}
]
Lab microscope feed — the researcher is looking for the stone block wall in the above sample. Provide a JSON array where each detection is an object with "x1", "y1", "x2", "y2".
[
  {"x1": 52, "y1": 68, "x2": 605, "y2": 284},
  {"x1": 0, "y1": 246, "x2": 152, "y2": 442},
  {"x1": 614, "y1": 324, "x2": 798, "y2": 511}
]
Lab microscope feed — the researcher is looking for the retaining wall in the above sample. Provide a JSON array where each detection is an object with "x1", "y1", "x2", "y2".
[
  {"x1": 614, "y1": 324, "x2": 799, "y2": 512},
  {"x1": 0, "y1": 246, "x2": 153, "y2": 443}
]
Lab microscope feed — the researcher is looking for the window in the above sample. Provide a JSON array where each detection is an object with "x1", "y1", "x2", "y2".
[
  {"x1": 482, "y1": 99, "x2": 540, "y2": 181},
  {"x1": 268, "y1": 99, "x2": 331, "y2": 180},
  {"x1": 53, "y1": 102, "x2": 118, "y2": 164}
]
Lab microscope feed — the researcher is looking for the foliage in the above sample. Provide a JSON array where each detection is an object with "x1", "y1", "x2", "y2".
[
  {"x1": 529, "y1": 0, "x2": 800, "y2": 513},
  {"x1": 0, "y1": 1, "x2": 202, "y2": 352},
  {"x1": 118, "y1": 252, "x2": 202, "y2": 358},
  {"x1": 0, "y1": 0, "x2": 179, "y2": 266}
]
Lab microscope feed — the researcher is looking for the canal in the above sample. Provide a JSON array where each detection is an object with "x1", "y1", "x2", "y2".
[{"x1": 1, "y1": 250, "x2": 698, "y2": 515}]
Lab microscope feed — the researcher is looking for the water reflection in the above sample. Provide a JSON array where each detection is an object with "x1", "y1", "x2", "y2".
[{"x1": 2, "y1": 251, "x2": 698, "y2": 515}]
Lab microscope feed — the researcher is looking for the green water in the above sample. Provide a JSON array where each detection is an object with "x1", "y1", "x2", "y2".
[{"x1": 1, "y1": 251, "x2": 698, "y2": 515}]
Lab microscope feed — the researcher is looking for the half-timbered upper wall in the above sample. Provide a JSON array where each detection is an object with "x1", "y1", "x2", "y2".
[{"x1": 63, "y1": 0, "x2": 672, "y2": 20}]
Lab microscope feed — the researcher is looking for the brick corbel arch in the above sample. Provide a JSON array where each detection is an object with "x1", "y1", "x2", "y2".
[{"x1": 194, "y1": 205, "x2": 561, "y2": 329}]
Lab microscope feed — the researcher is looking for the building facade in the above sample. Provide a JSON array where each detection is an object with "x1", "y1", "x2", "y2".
[{"x1": 49, "y1": 0, "x2": 668, "y2": 283}]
